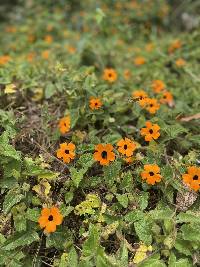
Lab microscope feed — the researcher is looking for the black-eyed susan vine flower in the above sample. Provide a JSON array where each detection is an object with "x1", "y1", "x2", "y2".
[
  {"x1": 94, "y1": 144, "x2": 115, "y2": 165},
  {"x1": 103, "y1": 68, "x2": 118, "y2": 83},
  {"x1": 140, "y1": 121, "x2": 160, "y2": 142},
  {"x1": 182, "y1": 166, "x2": 200, "y2": 191},
  {"x1": 141, "y1": 164, "x2": 162, "y2": 185},
  {"x1": 38, "y1": 206, "x2": 63, "y2": 233},
  {"x1": 89, "y1": 97, "x2": 103, "y2": 110},
  {"x1": 56, "y1": 142, "x2": 75, "y2": 163},
  {"x1": 117, "y1": 138, "x2": 136, "y2": 157},
  {"x1": 144, "y1": 98, "x2": 160, "y2": 114},
  {"x1": 151, "y1": 80, "x2": 165, "y2": 93}
]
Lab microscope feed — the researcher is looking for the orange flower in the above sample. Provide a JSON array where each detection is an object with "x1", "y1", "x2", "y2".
[
  {"x1": 182, "y1": 166, "x2": 200, "y2": 191},
  {"x1": 145, "y1": 43, "x2": 154, "y2": 52},
  {"x1": 94, "y1": 144, "x2": 115, "y2": 165},
  {"x1": 175, "y1": 58, "x2": 186, "y2": 67},
  {"x1": 168, "y1": 40, "x2": 182, "y2": 53},
  {"x1": 160, "y1": 91, "x2": 173, "y2": 105},
  {"x1": 44, "y1": 35, "x2": 53, "y2": 44},
  {"x1": 56, "y1": 142, "x2": 75, "y2": 163},
  {"x1": 103, "y1": 68, "x2": 118, "y2": 83},
  {"x1": 141, "y1": 164, "x2": 162, "y2": 185},
  {"x1": 151, "y1": 80, "x2": 165, "y2": 93},
  {"x1": 41, "y1": 50, "x2": 49, "y2": 59},
  {"x1": 140, "y1": 121, "x2": 160, "y2": 142},
  {"x1": 0, "y1": 55, "x2": 11, "y2": 65},
  {"x1": 132, "y1": 90, "x2": 148, "y2": 107},
  {"x1": 117, "y1": 138, "x2": 136, "y2": 157},
  {"x1": 144, "y1": 98, "x2": 160, "y2": 114},
  {"x1": 27, "y1": 52, "x2": 35, "y2": 63},
  {"x1": 28, "y1": 34, "x2": 35, "y2": 43},
  {"x1": 59, "y1": 116, "x2": 70, "y2": 134},
  {"x1": 38, "y1": 206, "x2": 63, "y2": 233},
  {"x1": 89, "y1": 97, "x2": 102, "y2": 110},
  {"x1": 5, "y1": 26, "x2": 17, "y2": 33},
  {"x1": 47, "y1": 25, "x2": 53, "y2": 32},
  {"x1": 68, "y1": 46, "x2": 76, "y2": 54},
  {"x1": 134, "y1": 56, "x2": 146, "y2": 66},
  {"x1": 124, "y1": 69, "x2": 131, "y2": 80}
]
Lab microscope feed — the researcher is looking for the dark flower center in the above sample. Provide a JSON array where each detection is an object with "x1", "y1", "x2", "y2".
[
  {"x1": 95, "y1": 102, "x2": 98, "y2": 105},
  {"x1": 108, "y1": 73, "x2": 112, "y2": 77},
  {"x1": 193, "y1": 175, "x2": 198, "y2": 180},
  {"x1": 149, "y1": 129, "x2": 153, "y2": 134},
  {"x1": 149, "y1": 171, "x2": 154, "y2": 176},
  {"x1": 101, "y1": 151, "x2": 107, "y2": 159},
  {"x1": 48, "y1": 215, "x2": 53, "y2": 221},
  {"x1": 150, "y1": 104, "x2": 153, "y2": 107},
  {"x1": 65, "y1": 149, "x2": 69, "y2": 154},
  {"x1": 124, "y1": 144, "x2": 128, "y2": 149}
]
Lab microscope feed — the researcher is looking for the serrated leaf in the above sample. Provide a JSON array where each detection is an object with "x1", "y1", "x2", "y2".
[
  {"x1": 82, "y1": 224, "x2": 100, "y2": 257},
  {"x1": 77, "y1": 153, "x2": 94, "y2": 169},
  {"x1": 103, "y1": 160, "x2": 121, "y2": 187},
  {"x1": 116, "y1": 194, "x2": 128, "y2": 208},
  {"x1": 181, "y1": 224, "x2": 200, "y2": 242},
  {"x1": 134, "y1": 220, "x2": 152, "y2": 245},
  {"x1": 26, "y1": 208, "x2": 40, "y2": 222},
  {"x1": 2, "y1": 230, "x2": 39, "y2": 250},
  {"x1": 67, "y1": 247, "x2": 78, "y2": 267},
  {"x1": 176, "y1": 211, "x2": 200, "y2": 223},
  {"x1": 124, "y1": 210, "x2": 144, "y2": 222},
  {"x1": 3, "y1": 188, "x2": 24, "y2": 214},
  {"x1": 70, "y1": 167, "x2": 86, "y2": 187}
]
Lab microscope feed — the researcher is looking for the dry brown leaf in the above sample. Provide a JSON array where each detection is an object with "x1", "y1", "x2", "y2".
[{"x1": 179, "y1": 113, "x2": 200, "y2": 122}]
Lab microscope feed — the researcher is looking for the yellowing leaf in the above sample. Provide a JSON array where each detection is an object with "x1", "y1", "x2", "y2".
[
  {"x1": 4, "y1": 84, "x2": 17, "y2": 94},
  {"x1": 32, "y1": 181, "x2": 51, "y2": 197},
  {"x1": 32, "y1": 88, "x2": 43, "y2": 101},
  {"x1": 133, "y1": 243, "x2": 153, "y2": 264},
  {"x1": 101, "y1": 221, "x2": 119, "y2": 240},
  {"x1": 74, "y1": 194, "x2": 101, "y2": 216}
]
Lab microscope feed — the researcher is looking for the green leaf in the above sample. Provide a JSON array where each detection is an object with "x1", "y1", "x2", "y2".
[
  {"x1": 149, "y1": 208, "x2": 174, "y2": 220},
  {"x1": 124, "y1": 210, "x2": 144, "y2": 222},
  {"x1": 67, "y1": 246, "x2": 78, "y2": 267},
  {"x1": 138, "y1": 192, "x2": 149, "y2": 210},
  {"x1": 37, "y1": 170, "x2": 59, "y2": 180},
  {"x1": 180, "y1": 224, "x2": 200, "y2": 242},
  {"x1": 46, "y1": 229, "x2": 72, "y2": 250},
  {"x1": 120, "y1": 171, "x2": 133, "y2": 191},
  {"x1": 176, "y1": 211, "x2": 200, "y2": 223},
  {"x1": 2, "y1": 230, "x2": 39, "y2": 250},
  {"x1": 138, "y1": 253, "x2": 166, "y2": 267},
  {"x1": 3, "y1": 188, "x2": 24, "y2": 214},
  {"x1": 65, "y1": 191, "x2": 74, "y2": 204},
  {"x1": 45, "y1": 82, "x2": 56, "y2": 99},
  {"x1": 77, "y1": 153, "x2": 94, "y2": 169},
  {"x1": 82, "y1": 224, "x2": 100, "y2": 257},
  {"x1": 70, "y1": 167, "x2": 86, "y2": 187},
  {"x1": 0, "y1": 132, "x2": 21, "y2": 160},
  {"x1": 163, "y1": 124, "x2": 188, "y2": 139},
  {"x1": 70, "y1": 108, "x2": 79, "y2": 128},
  {"x1": 0, "y1": 250, "x2": 25, "y2": 267},
  {"x1": 13, "y1": 214, "x2": 27, "y2": 232},
  {"x1": 119, "y1": 242, "x2": 128, "y2": 266},
  {"x1": 103, "y1": 161, "x2": 121, "y2": 187},
  {"x1": 134, "y1": 219, "x2": 152, "y2": 245},
  {"x1": 116, "y1": 194, "x2": 128, "y2": 208},
  {"x1": 59, "y1": 253, "x2": 68, "y2": 267},
  {"x1": 26, "y1": 208, "x2": 41, "y2": 222},
  {"x1": 174, "y1": 235, "x2": 192, "y2": 256}
]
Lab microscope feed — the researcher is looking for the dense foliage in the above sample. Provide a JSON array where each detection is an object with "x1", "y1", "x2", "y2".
[{"x1": 0, "y1": 1, "x2": 200, "y2": 266}]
